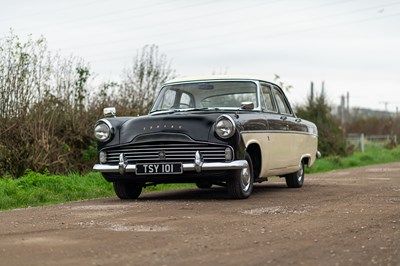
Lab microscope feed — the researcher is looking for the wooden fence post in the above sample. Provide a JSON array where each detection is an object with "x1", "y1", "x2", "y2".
[{"x1": 360, "y1": 133, "x2": 365, "y2": 153}]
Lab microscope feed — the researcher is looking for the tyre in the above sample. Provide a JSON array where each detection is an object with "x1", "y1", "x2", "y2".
[
  {"x1": 285, "y1": 161, "x2": 305, "y2": 188},
  {"x1": 113, "y1": 181, "x2": 142, "y2": 199},
  {"x1": 196, "y1": 182, "x2": 213, "y2": 189},
  {"x1": 227, "y1": 152, "x2": 254, "y2": 199}
]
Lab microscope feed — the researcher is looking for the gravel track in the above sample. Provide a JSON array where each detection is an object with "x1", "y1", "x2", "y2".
[{"x1": 1, "y1": 163, "x2": 399, "y2": 266}]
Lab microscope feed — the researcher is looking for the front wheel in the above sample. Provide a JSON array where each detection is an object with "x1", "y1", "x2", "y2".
[
  {"x1": 113, "y1": 181, "x2": 142, "y2": 199},
  {"x1": 285, "y1": 161, "x2": 305, "y2": 188},
  {"x1": 227, "y1": 152, "x2": 254, "y2": 199}
]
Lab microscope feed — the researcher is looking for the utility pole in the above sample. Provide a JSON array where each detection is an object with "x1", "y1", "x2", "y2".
[
  {"x1": 379, "y1": 101, "x2": 400, "y2": 115},
  {"x1": 340, "y1": 94, "x2": 346, "y2": 125},
  {"x1": 310, "y1": 82, "x2": 314, "y2": 102},
  {"x1": 380, "y1": 101, "x2": 389, "y2": 112}
]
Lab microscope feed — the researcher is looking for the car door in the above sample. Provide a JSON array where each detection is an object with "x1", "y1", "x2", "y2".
[
  {"x1": 259, "y1": 83, "x2": 291, "y2": 172},
  {"x1": 271, "y1": 85, "x2": 303, "y2": 169}
]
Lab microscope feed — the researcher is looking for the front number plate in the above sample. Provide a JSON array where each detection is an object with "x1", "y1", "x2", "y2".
[{"x1": 136, "y1": 163, "x2": 183, "y2": 175}]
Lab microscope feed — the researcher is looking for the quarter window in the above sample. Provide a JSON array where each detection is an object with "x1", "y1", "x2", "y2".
[{"x1": 160, "y1": 89, "x2": 176, "y2": 109}]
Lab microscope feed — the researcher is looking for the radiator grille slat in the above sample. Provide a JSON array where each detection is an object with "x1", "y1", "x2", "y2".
[{"x1": 104, "y1": 142, "x2": 230, "y2": 164}]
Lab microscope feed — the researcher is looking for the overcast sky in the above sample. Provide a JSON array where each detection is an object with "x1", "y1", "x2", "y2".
[{"x1": 1, "y1": 0, "x2": 400, "y2": 112}]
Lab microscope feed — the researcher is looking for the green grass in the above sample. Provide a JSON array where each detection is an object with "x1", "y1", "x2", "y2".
[
  {"x1": 307, "y1": 146, "x2": 400, "y2": 173},
  {"x1": 0, "y1": 171, "x2": 114, "y2": 210},
  {"x1": 0, "y1": 171, "x2": 195, "y2": 211},
  {"x1": 1, "y1": 146, "x2": 400, "y2": 211}
]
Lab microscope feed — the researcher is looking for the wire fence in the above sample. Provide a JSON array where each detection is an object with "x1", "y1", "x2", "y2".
[{"x1": 346, "y1": 134, "x2": 398, "y2": 152}]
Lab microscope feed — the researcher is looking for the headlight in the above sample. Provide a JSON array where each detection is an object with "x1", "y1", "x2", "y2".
[
  {"x1": 94, "y1": 121, "x2": 112, "y2": 142},
  {"x1": 215, "y1": 115, "x2": 236, "y2": 139}
]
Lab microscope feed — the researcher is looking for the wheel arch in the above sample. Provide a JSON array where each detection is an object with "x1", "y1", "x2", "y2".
[
  {"x1": 246, "y1": 142, "x2": 262, "y2": 179},
  {"x1": 300, "y1": 154, "x2": 312, "y2": 167}
]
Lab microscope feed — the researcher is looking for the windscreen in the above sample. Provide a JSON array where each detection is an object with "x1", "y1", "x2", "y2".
[{"x1": 151, "y1": 81, "x2": 258, "y2": 112}]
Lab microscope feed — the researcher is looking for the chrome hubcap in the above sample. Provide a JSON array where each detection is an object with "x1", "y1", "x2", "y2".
[
  {"x1": 241, "y1": 167, "x2": 251, "y2": 192},
  {"x1": 297, "y1": 163, "x2": 304, "y2": 182}
]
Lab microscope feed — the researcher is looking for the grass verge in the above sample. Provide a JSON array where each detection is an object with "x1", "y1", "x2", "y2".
[
  {"x1": 307, "y1": 147, "x2": 400, "y2": 173},
  {"x1": 0, "y1": 171, "x2": 113, "y2": 211},
  {"x1": 0, "y1": 171, "x2": 194, "y2": 211}
]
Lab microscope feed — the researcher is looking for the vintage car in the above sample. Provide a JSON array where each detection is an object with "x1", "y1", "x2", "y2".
[{"x1": 93, "y1": 76, "x2": 319, "y2": 199}]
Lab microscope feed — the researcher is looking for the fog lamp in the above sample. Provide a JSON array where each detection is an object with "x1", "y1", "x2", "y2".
[
  {"x1": 225, "y1": 148, "x2": 233, "y2": 161},
  {"x1": 99, "y1": 151, "x2": 107, "y2": 164}
]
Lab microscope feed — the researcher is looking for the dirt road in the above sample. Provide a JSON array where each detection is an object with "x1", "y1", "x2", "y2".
[{"x1": 1, "y1": 163, "x2": 399, "y2": 266}]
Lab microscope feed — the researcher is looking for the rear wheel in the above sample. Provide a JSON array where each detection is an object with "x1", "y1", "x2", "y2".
[
  {"x1": 113, "y1": 181, "x2": 142, "y2": 199},
  {"x1": 227, "y1": 152, "x2": 254, "y2": 199},
  {"x1": 285, "y1": 161, "x2": 305, "y2": 188}
]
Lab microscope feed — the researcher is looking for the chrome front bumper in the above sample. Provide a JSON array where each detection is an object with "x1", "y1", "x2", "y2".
[{"x1": 93, "y1": 160, "x2": 248, "y2": 175}]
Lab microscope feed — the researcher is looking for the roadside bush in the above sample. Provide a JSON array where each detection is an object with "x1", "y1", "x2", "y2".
[
  {"x1": 327, "y1": 156, "x2": 344, "y2": 167},
  {"x1": 0, "y1": 32, "x2": 176, "y2": 178},
  {"x1": 296, "y1": 88, "x2": 347, "y2": 156},
  {"x1": 0, "y1": 32, "x2": 94, "y2": 177},
  {"x1": 385, "y1": 138, "x2": 397, "y2": 149}
]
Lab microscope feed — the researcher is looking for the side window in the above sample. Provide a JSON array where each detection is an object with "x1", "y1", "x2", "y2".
[
  {"x1": 272, "y1": 87, "x2": 292, "y2": 115},
  {"x1": 261, "y1": 84, "x2": 276, "y2": 112},
  {"x1": 160, "y1": 89, "x2": 176, "y2": 109}
]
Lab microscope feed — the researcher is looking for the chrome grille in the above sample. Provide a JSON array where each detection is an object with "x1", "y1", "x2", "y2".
[{"x1": 104, "y1": 143, "x2": 230, "y2": 164}]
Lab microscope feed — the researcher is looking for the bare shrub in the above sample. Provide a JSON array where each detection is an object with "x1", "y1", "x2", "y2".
[
  {"x1": 0, "y1": 35, "x2": 176, "y2": 177},
  {"x1": 0, "y1": 32, "x2": 92, "y2": 177},
  {"x1": 118, "y1": 45, "x2": 175, "y2": 115}
]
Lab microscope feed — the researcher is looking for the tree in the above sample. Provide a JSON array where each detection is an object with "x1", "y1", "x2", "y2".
[
  {"x1": 274, "y1": 74, "x2": 293, "y2": 92},
  {"x1": 296, "y1": 88, "x2": 347, "y2": 156},
  {"x1": 119, "y1": 45, "x2": 175, "y2": 115},
  {"x1": 0, "y1": 31, "x2": 93, "y2": 177}
]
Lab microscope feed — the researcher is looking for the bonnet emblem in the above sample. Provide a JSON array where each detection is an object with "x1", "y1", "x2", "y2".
[{"x1": 159, "y1": 151, "x2": 166, "y2": 160}]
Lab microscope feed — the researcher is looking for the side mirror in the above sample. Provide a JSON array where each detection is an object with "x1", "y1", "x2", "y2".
[
  {"x1": 103, "y1": 107, "x2": 116, "y2": 117},
  {"x1": 240, "y1": 102, "x2": 254, "y2": 110}
]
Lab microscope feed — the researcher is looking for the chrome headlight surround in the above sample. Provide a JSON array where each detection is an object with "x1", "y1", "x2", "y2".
[
  {"x1": 94, "y1": 119, "x2": 113, "y2": 142},
  {"x1": 308, "y1": 124, "x2": 318, "y2": 136},
  {"x1": 215, "y1": 115, "x2": 236, "y2": 139}
]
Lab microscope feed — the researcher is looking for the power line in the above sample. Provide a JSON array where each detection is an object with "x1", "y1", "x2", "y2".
[
  {"x1": 50, "y1": 0, "x2": 364, "y2": 51},
  {"x1": 4, "y1": 0, "x2": 399, "y2": 67},
  {"x1": 67, "y1": 1, "x2": 400, "y2": 59},
  {"x1": 0, "y1": 0, "x2": 101, "y2": 22},
  {"x1": 86, "y1": 11, "x2": 400, "y2": 64},
  {"x1": 150, "y1": 1, "x2": 400, "y2": 49},
  {"x1": 52, "y1": 0, "x2": 291, "y2": 44},
  {"x1": 12, "y1": 0, "x2": 217, "y2": 32},
  {"x1": 9, "y1": 0, "x2": 358, "y2": 42}
]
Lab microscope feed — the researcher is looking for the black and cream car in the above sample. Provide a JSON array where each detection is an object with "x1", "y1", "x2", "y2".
[{"x1": 93, "y1": 76, "x2": 319, "y2": 199}]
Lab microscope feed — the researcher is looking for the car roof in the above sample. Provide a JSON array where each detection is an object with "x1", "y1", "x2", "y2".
[{"x1": 164, "y1": 75, "x2": 273, "y2": 85}]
